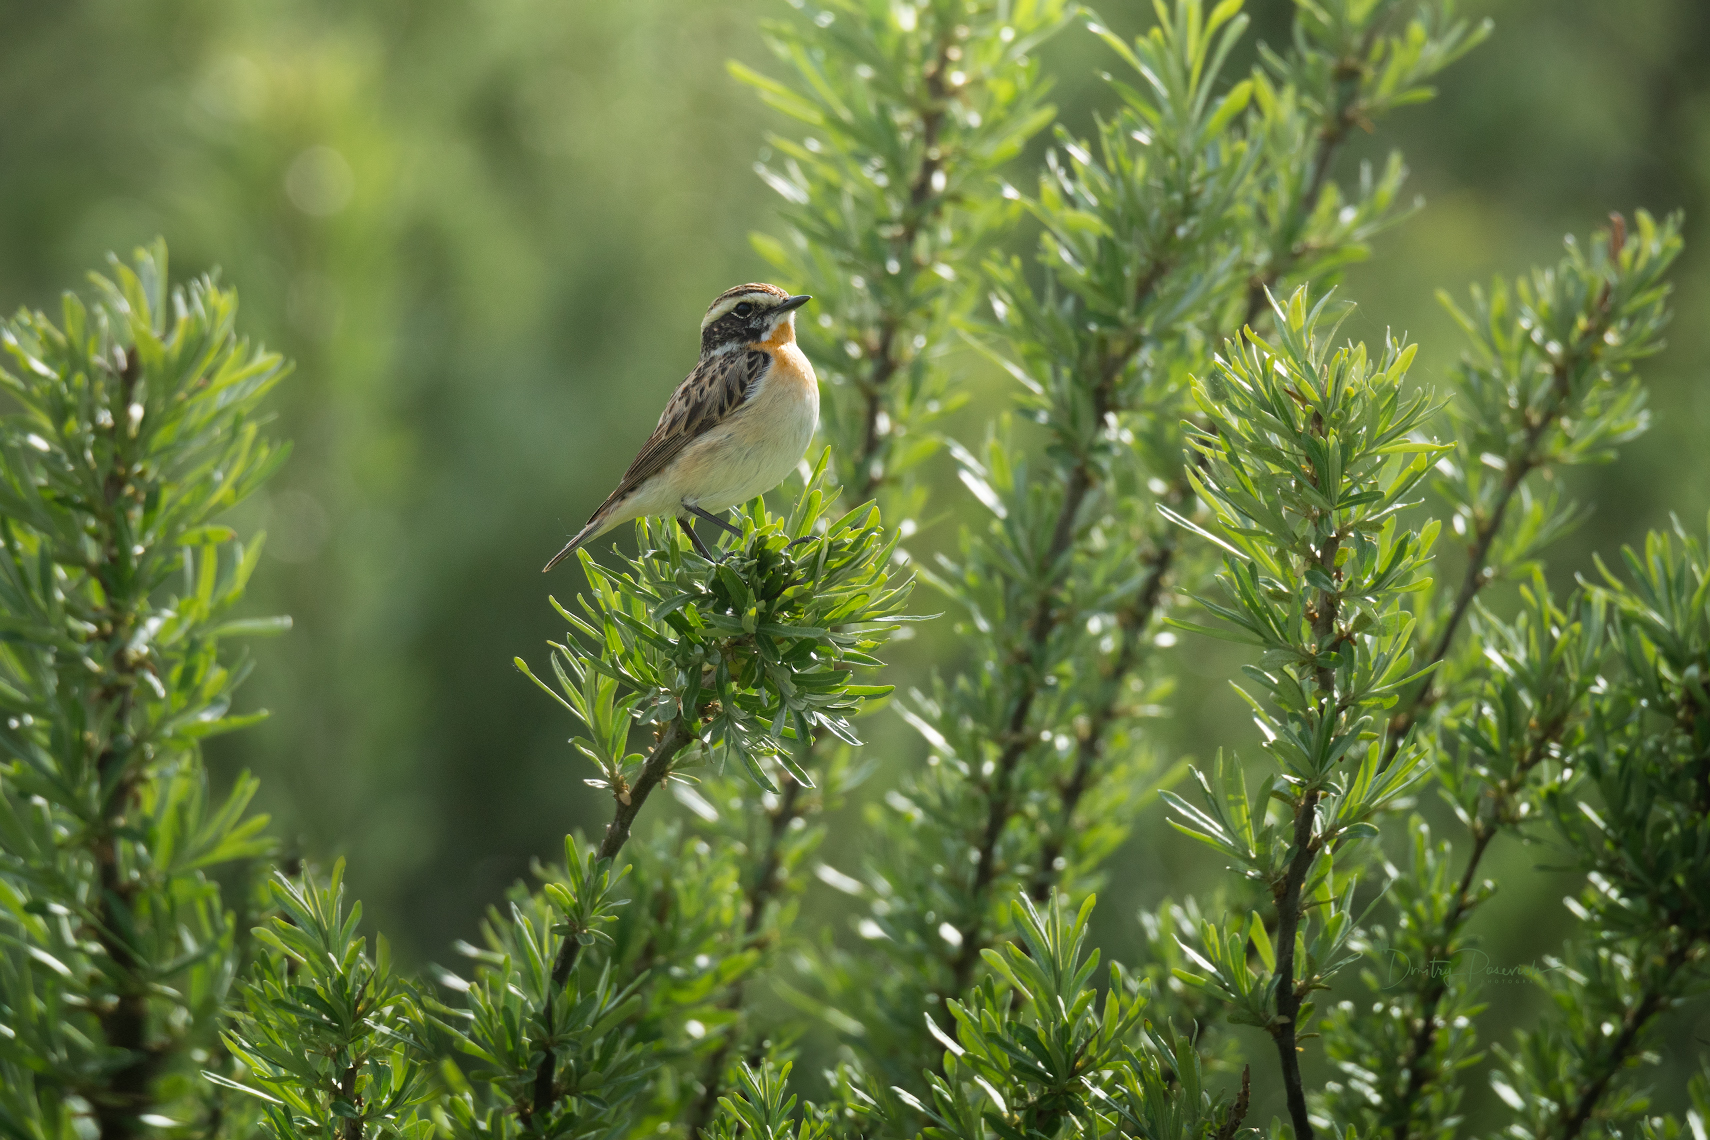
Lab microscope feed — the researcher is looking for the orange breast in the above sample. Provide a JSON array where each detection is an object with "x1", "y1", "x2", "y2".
[
  {"x1": 751, "y1": 323, "x2": 816, "y2": 393},
  {"x1": 758, "y1": 314, "x2": 803, "y2": 349}
]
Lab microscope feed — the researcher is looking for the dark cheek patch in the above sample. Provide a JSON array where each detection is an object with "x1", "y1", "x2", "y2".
[{"x1": 703, "y1": 313, "x2": 764, "y2": 350}]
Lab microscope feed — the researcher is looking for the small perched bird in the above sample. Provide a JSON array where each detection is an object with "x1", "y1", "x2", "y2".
[{"x1": 543, "y1": 283, "x2": 818, "y2": 571}]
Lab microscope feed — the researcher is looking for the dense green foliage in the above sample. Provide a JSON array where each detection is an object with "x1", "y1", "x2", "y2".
[
  {"x1": 217, "y1": 864, "x2": 432, "y2": 1140},
  {"x1": 795, "y1": 2, "x2": 1486, "y2": 1123},
  {"x1": 2, "y1": 3, "x2": 1708, "y2": 1140},
  {"x1": 0, "y1": 246, "x2": 286, "y2": 1139}
]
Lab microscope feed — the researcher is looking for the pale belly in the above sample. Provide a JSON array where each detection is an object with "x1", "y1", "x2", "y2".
[{"x1": 680, "y1": 376, "x2": 819, "y2": 513}]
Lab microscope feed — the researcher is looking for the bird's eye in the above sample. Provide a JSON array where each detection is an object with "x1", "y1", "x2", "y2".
[{"x1": 734, "y1": 302, "x2": 754, "y2": 317}]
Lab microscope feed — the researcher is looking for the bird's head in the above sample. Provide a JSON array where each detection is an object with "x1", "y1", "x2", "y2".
[{"x1": 700, "y1": 283, "x2": 812, "y2": 355}]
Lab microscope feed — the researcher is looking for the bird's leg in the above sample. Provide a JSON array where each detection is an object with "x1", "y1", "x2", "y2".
[
  {"x1": 686, "y1": 505, "x2": 745, "y2": 549},
  {"x1": 677, "y1": 515, "x2": 717, "y2": 561},
  {"x1": 685, "y1": 504, "x2": 815, "y2": 554}
]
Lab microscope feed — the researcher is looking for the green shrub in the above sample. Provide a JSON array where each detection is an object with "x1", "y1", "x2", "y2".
[{"x1": 2, "y1": 5, "x2": 1705, "y2": 1140}]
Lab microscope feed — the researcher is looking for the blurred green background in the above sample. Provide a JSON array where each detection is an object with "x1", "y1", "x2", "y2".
[{"x1": 4, "y1": 0, "x2": 1706, "y2": 1122}]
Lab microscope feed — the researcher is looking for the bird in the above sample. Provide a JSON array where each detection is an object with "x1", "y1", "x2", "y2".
[{"x1": 543, "y1": 282, "x2": 818, "y2": 572}]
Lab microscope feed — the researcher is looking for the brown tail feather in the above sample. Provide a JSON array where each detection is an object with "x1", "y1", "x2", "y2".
[{"x1": 542, "y1": 515, "x2": 607, "y2": 573}]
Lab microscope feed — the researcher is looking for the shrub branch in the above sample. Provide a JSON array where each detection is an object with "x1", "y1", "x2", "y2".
[{"x1": 525, "y1": 716, "x2": 694, "y2": 1128}]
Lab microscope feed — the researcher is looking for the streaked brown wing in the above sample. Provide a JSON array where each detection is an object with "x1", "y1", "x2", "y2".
[{"x1": 609, "y1": 348, "x2": 770, "y2": 499}]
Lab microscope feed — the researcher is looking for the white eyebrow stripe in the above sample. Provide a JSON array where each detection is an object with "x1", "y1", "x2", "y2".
[{"x1": 701, "y1": 291, "x2": 776, "y2": 330}]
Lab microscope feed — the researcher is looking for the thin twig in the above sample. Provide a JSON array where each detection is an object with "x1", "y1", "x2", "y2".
[
  {"x1": 1215, "y1": 1066, "x2": 1252, "y2": 1140},
  {"x1": 1267, "y1": 407, "x2": 1347, "y2": 1140},
  {"x1": 1559, "y1": 933, "x2": 1694, "y2": 1140},
  {"x1": 88, "y1": 347, "x2": 163, "y2": 1140},
  {"x1": 1028, "y1": 529, "x2": 1178, "y2": 902},
  {"x1": 685, "y1": 778, "x2": 805, "y2": 1140},
  {"x1": 1380, "y1": 275, "x2": 1621, "y2": 771},
  {"x1": 1271, "y1": 787, "x2": 1322, "y2": 1140},
  {"x1": 523, "y1": 718, "x2": 694, "y2": 1128},
  {"x1": 1554, "y1": 634, "x2": 1709, "y2": 1140},
  {"x1": 1384, "y1": 710, "x2": 1570, "y2": 1140},
  {"x1": 1242, "y1": 51, "x2": 1367, "y2": 328},
  {"x1": 336, "y1": 1063, "x2": 363, "y2": 1140},
  {"x1": 939, "y1": 332, "x2": 1132, "y2": 1002},
  {"x1": 1378, "y1": 433, "x2": 1543, "y2": 770},
  {"x1": 934, "y1": 250, "x2": 1181, "y2": 997},
  {"x1": 855, "y1": 34, "x2": 953, "y2": 504}
]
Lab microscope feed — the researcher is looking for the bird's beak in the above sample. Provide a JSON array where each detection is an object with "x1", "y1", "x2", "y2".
[{"x1": 778, "y1": 294, "x2": 812, "y2": 313}]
